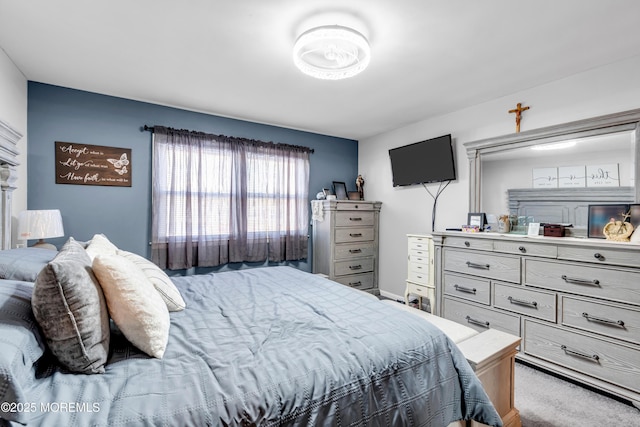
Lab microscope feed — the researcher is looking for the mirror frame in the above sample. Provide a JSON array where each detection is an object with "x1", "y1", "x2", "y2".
[{"x1": 464, "y1": 108, "x2": 640, "y2": 212}]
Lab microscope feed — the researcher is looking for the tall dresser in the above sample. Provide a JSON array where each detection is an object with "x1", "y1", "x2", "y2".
[
  {"x1": 432, "y1": 231, "x2": 640, "y2": 407},
  {"x1": 311, "y1": 200, "x2": 382, "y2": 294}
]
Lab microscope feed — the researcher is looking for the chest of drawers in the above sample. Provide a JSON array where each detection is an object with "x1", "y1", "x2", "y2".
[
  {"x1": 311, "y1": 200, "x2": 381, "y2": 294},
  {"x1": 432, "y1": 231, "x2": 640, "y2": 407}
]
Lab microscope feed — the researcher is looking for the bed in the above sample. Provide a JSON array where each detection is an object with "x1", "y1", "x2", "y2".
[{"x1": 0, "y1": 240, "x2": 506, "y2": 427}]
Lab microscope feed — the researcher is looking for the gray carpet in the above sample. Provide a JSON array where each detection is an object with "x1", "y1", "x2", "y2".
[{"x1": 514, "y1": 362, "x2": 639, "y2": 426}]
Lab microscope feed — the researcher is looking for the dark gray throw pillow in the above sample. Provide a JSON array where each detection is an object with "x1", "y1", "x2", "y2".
[{"x1": 31, "y1": 237, "x2": 110, "y2": 374}]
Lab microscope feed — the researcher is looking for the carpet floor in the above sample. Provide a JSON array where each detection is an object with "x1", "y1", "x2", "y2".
[{"x1": 514, "y1": 361, "x2": 639, "y2": 426}]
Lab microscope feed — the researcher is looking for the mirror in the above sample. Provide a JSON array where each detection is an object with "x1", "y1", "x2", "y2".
[{"x1": 465, "y1": 109, "x2": 640, "y2": 236}]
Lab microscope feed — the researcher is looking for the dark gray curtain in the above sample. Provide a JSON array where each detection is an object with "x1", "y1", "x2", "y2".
[{"x1": 151, "y1": 126, "x2": 310, "y2": 270}]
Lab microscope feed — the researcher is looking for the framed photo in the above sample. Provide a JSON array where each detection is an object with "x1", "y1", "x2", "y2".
[
  {"x1": 588, "y1": 204, "x2": 629, "y2": 238},
  {"x1": 467, "y1": 212, "x2": 487, "y2": 230},
  {"x1": 332, "y1": 181, "x2": 348, "y2": 200},
  {"x1": 322, "y1": 188, "x2": 333, "y2": 197}
]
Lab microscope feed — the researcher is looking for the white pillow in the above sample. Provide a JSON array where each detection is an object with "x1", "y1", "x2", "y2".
[
  {"x1": 85, "y1": 234, "x2": 118, "y2": 261},
  {"x1": 92, "y1": 254, "x2": 170, "y2": 358},
  {"x1": 117, "y1": 249, "x2": 186, "y2": 312}
]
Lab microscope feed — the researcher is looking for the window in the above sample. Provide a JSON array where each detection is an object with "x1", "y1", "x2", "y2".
[{"x1": 151, "y1": 127, "x2": 311, "y2": 270}]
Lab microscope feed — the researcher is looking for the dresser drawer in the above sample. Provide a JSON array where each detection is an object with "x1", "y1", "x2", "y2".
[
  {"x1": 493, "y1": 282, "x2": 556, "y2": 322},
  {"x1": 333, "y1": 272, "x2": 374, "y2": 290},
  {"x1": 493, "y1": 240, "x2": 557, "y2": 258},
  {"x1": 444, "y1": 248, "x2": 520, "y2": 283},
  {"x1": 335, "y1": 211, "x2": 375, "y2": 227},
  {"x1": 561, "y1": 296, "x2": 640, "y2": 346},
  {"x1": 558, "y1": 245, "x2": 640, "y2": 268},
  {"x1": 408, "y1": 269, "x2": 431, "y2": 285},
  {"x1": 334, "y1": 242, "x2": 375, "y2": 260},
  {"x1": 443, "y1": 297, "x2": 520, "y2": 336},
  {"x1": 523, "y1": 320, "x2": 640, "y2": 394},
  {"x1": 335, "y1": 227, "x2": 374, "y2": 243},
  {"x1": 406, "y1": 281, "x2": 434, "y2": 298},
  {"x1": 336, "y1": 202, "x2": 373, "y2": 211},
  {"x1": 409, "y1": 254, "x2": 429, "y2": 266},
  {"x1": 409, "y1": 237, "x2": 431, "y2": 252},
  {"x1": 523, "y1": 259, "x2": 640, "y2": 305},
  {"x1": 444, "y1": 273, "x2": 491, "y2": 305},
  {"x1": 334, "y1": 257, "x2": 374, "y2": 276},
  {"x1": 444, "y1": 237, "x2": 493, "y2": 251}
]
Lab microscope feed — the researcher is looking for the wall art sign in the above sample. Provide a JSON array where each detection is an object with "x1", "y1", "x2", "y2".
[
  {"x1": 586, "y1": 163, "x2": 619, "y2": 187},
  {"x1": 532, "y1": 167, "x2": 558, "y2": 188},
  {"x1": 55, "y1": 141, "x2": 131, "y2": 187},
  {"x1": 557, "y1": 166, "x2": 586, "y2": 188}
]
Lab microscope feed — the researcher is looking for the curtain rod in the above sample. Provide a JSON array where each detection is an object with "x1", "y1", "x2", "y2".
[{"x1": 142, "y1": 125, "x2": 314, "y2": 153}]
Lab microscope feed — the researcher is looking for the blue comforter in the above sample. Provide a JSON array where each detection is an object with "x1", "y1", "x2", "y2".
[{"x1": 16, "y1": 266, "x2": 501, "y2": 426}]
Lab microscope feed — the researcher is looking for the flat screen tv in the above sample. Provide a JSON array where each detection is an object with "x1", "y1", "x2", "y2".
[{"x1": 388, "y1": 134, "x2": 456, "y2": 186}]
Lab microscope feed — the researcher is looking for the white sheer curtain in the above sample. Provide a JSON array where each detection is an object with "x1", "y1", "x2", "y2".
[{"x1": 151, "y1": 126, "x2": 310, "y2": 270}]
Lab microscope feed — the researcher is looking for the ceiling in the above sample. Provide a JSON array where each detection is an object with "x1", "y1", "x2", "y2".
[{"x1": 2, "y1": 0, "x2": 640, "y2": 140}]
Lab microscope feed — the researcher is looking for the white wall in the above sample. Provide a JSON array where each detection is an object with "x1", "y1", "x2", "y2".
[
  {"x1": 359, "y1": 54, "x2": 640, "y2": 299},
  {"x1": 0, "y1": 48, "x2": 28, "y2": 246}
]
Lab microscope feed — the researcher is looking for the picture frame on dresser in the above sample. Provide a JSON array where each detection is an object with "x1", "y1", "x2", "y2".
[
  {"x1": 467, "y1": 212, "x2": 487, "y2": 230},
  {"x1": 587, "y1": 204, "x2": 629, "y2": 238},
  {"x1": 332, "y1": 181, "x2": 348, "y2": 200}
]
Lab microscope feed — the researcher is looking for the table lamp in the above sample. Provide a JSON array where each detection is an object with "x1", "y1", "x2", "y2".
[{"x1": 17, "y1": 209, "x2": 64, "y2": 250}]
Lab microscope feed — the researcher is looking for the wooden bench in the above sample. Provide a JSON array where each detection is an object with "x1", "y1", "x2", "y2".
[{"x1": 382, "y1": 300, "x2": 522, "y2": 427}]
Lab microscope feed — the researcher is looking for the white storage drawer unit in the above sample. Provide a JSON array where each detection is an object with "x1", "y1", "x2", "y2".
[
  {"x1": 405, "y1": 234, "x2": 436, "y2": 313},
  {"x1": 433, "y1": 231, "x2": 640, "y2": 406}
]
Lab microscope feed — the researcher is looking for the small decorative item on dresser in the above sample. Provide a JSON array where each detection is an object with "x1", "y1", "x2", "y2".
[
  {"x1": 497, "y1": 215, "x2": 511, "y2": 233},
  {"x1": 543, "y1": 224, "x2": 565, "y2": 237},
  {"x1": 355, "y1": 174, "x2": 365, "y2": 200},
  {"x1": 603, "y1": 218, "x2": 634, "y2": 242},
  {"x1": 347, "y1": 191, "x2": 361, "y2": 200}
]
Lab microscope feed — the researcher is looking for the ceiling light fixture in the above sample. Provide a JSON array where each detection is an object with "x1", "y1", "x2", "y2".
[{"x1": 293, "y1": 25, "x2": 371, "y2": 80}]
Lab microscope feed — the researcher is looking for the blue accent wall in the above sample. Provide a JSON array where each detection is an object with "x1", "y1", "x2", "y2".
[{"x1": 27, "y1": 82, "x2": 358, "y2": 272}]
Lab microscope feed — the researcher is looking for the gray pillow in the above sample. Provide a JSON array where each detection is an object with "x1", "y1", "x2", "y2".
[{"x1": 31, "y1": 238, "x2": 110, "y2": 374}]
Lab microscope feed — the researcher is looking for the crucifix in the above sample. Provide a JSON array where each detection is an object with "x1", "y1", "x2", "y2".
[{"x1": 508, "y1": 102, "x2": 530, "y2": 133}]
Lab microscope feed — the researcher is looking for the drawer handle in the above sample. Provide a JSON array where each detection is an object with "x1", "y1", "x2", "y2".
[
  {"x1": 349, "y1": 233, "x2": 363, "y2": 237},
  {"x1": 349, "y1": 217, "x2": 363, "y2": 221},
  {"x1": 560, "y1": 345, "x2": 600, "y2": 362},
  {"x1": 508, "y1": 296, "x2": 538, "y2": 308},
  {"x1": 454, "y1": 284, "x2": 477, "y2": 294},
  {"x1": 519, "y1": 246, "x2": 526, "y2": 253},
  {"x1": 466, "y1": 261, "x2": 490, "y2": 270},
  {"x1": 349, "y1": 249, "x2": 362, "y2": 254},
  {"x1": 348, "y1": 281, "x2": 362, "y2": 287},
  {"x1": 594, "y1": 252, "x2": 604, "y2": 260},
  {"x1": 464, "y1": 241, "x2": 470, "y2": 247},
  {"x1": 465, "y1": 315, "x2": 490, "y2": 328},
  {"x1": 349, "y1": 265, "x2": 362, "y2": 270},
  {"x1": 561, "y1": 275, "x2": 600, "y2": 286},
  {"x1": 582, "y1": 312, "x2": 625, "y2": 327}
]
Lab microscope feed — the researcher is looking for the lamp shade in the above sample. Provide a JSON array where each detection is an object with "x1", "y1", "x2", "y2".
[{"x1": 17, "y1": 210, "x2": 65, "y2": 240}]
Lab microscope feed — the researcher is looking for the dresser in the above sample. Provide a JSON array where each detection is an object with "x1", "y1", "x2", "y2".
[
  {"x1": 311, "y1": 200, "x2": 382, "y2": 294},
  {"x1": 432, "y1": 231, "x2": 640, "y2": 407},
  {"x1": 405, "y1": 234, "x2": 436, "y2": 313}
]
